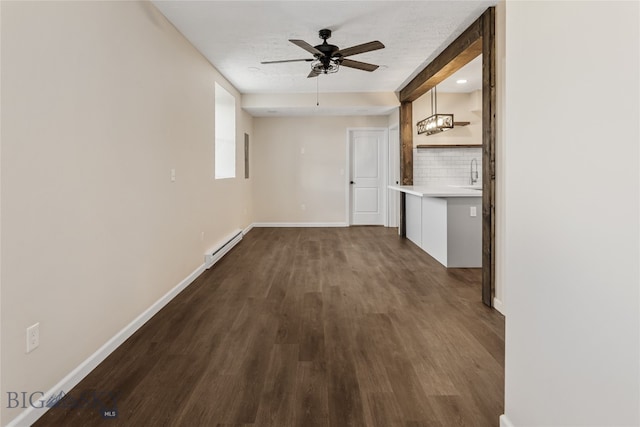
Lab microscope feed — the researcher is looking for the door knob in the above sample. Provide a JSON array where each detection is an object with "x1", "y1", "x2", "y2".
[{"x1": 350, "y1": 181, "x2": 355, "y2": 184}]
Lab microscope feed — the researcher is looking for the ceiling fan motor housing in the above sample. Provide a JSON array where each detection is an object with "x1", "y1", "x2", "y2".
[{"x1": 314, "y1": 29, "x2": 340, "y2": 69}]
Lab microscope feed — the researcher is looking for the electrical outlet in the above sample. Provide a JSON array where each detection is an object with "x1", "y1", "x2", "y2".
[
  {"x1": 26, "y1": 323, "x2": 39, "y2": 353},
  {"x1": 470, "y1": 206, "x2": 477, "y2": 217},
  {"x1": 170, "y1": 169, "x2": 176, "y2": 182},
  {"x1": 301, "y1": 204, "x2": 306, "y2": 211},
  {"x1": 200, "y1": 231, "x2": 205, "y2": 241}
]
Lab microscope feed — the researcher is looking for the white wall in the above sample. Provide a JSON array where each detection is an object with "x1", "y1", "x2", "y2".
[
  {"x1": 243, "y1": 92, "x2": 399, "y2": 117},
  {"x1": 387, "y1": 107, "x2": 399, "y2": 128},
  {"x1": 0, "y1": 2, "x2": 252, "y2": 425},
  {"x1": 494, "y1": 0, "x2": 506, "y2": 313},
  {"x1": 503, "y1": 1, "x2": 639, "y2": 426},
  {"x1": 252, "y1": 116, "x2": 389, "y2": 224}
]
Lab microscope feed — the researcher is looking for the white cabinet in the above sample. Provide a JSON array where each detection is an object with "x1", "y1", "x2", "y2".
[
  {"x1": 443, "y1": 197, "x2": 482, "y2": 267},
  {"x1": 421, "y1": 196, "x2": 449, "y2": 266},
  {"x1": 405, "y1": 194, "x2": 422, "y2": 247},
  {"x1": 399, "y1": 189, "x2": 481, "y2": 267}
]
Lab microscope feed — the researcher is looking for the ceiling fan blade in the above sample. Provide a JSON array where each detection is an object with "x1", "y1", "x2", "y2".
[
  {"x1": 261, "y1": 58, "x2": 313, "y2": 64},
  {"x1": 307, "y1": 69, "x2": 321, "y2": 78},
  {"x1": 340, "y1": 59, "x2": 379, "y2": 72},
  {"x1": 289, "y1": 39, "x2": 323, "y2": 56},
  {"x1": 335, "y1": 41, "x2": 384, "y2": 57}
]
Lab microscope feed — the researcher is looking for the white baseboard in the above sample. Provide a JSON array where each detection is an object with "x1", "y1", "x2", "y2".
[
  {"x1": 252, "y1": 222, "x2": 348, "y2": 228},
  {"x1": 493, "y1": 297, "x2": 505, "y2": 315},
  {"x1": 500, "y1": 414, "x2": 515, "y2": 427},
  {"x1": 243, "y1": 223, "x2": 254, "y2": 235},
  {"x1": 6, "y1": 263, "x2": 206, "y2": 427}
]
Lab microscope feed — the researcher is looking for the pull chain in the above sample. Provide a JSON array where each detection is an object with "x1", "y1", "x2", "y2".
[{"x1": 316, "y1": 75, "x2": 320, "y2": 106}]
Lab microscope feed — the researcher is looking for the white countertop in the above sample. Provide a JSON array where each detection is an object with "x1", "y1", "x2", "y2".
[{"x1": 388, "y1": 185, "x2": 482, "y2": 197}]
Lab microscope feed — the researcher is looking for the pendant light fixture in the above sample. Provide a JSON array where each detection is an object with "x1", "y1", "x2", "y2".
[{"x1": 416, "y1": 86, "x2": 454, "y2": 136}]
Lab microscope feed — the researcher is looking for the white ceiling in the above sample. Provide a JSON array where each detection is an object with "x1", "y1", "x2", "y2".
[
  {"x1": 437, "y1": 54, "x2": 482, "y2": 93},
  {"x1": 152, "y1": 1, "x2": 494, "y2": 96}
]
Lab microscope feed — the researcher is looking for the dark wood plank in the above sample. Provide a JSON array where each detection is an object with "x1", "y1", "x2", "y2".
[
  {"x1": 362, "y1": 392, "x2": 404, "y2": 427},
  {"x1": 481, "y1": 6, "x2": 497, "y2": 307},
  {"x1": 400, "y1": 101, "x2": 413, "y2": 186},
  {"x1": 429, "y1": 395, "x2": 483, "y2": 427},
  {"x1": 367, "y1": 314, "x2": 442, "y2": 426},
  {"x1": 299, "y1": 292, "x2": 324, "y2": 362},
  {"x1": 353, "y1": 315, "x2": 395, "y2": 394},
  {"x1": 274, "y1": 288, "x2": 303, "y2": 345},
  {"x1": 294, "y1": 361, "x2": 329, "y2": 427},
  {"x1": 254, "y1": 344, "x2": 298, "y2": 425},
  {"x1": 33, "y1": 227, "x2": 503, "y2": 427},
  {"x1": 399, "y1": 100, "x2": 412, "y2": 237},
  {"x1": 324, "y1": 286, "x2": 367, "y2": 427}
]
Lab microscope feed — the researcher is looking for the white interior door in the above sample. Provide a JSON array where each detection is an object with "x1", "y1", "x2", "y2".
[{"x1": 349, "y1": 129, "x2": 386, "y2": 225}]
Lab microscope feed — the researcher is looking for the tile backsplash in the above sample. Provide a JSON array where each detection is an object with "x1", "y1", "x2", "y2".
[{"x1": 413, "y1": 147, "x2": 483, "y2": 186}]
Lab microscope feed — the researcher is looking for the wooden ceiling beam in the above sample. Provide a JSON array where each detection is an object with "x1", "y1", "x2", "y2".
[{"x1": 399, "y1": 20, "x2": 483, "y2": 103}]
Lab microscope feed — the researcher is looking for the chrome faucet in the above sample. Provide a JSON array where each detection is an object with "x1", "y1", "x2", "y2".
[{"x1": 470, "y1": 158, "x2": 479, "y2": 185}]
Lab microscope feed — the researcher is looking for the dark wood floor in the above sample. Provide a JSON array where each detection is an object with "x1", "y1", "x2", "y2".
[{"x1": 34, "y1": 227, "x2": 504, "y2": 427}]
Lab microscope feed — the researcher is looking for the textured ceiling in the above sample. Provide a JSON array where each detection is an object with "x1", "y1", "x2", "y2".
[{"x1": 152, "y1": 1, "x2": 495, "y2": 95}]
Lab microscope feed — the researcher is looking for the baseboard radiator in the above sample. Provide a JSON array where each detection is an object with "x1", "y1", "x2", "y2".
[{"x1": 205, "y1": 229, "x2": 243, "y2": 269}]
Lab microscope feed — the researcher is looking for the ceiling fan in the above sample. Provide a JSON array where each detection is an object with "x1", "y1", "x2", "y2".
[{"x1": 261, "y1": 29, "x2": 385, "y2": 78}]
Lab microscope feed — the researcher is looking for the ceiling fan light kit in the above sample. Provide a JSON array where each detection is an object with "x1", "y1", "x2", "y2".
[
  {"x1": 310, "y1": 59, "x2": 339, "y2": 77},
  {"x1": 262, "y1": 29, "x2": 385, "y2": 78}
]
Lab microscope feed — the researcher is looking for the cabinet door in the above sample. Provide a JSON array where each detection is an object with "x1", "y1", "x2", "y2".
[
  {"x1": 422, "y1": 197, "x2": 448, "y2": 266},
  {"x1": 405, "y1": 194, "x2": 422, "y2": 247}
]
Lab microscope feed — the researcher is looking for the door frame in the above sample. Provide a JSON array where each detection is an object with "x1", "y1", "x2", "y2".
[
  {"x1": 388, "y1": 124, "x2": 400, "y2": 229},
  {"x1": 345, "y1": 127, "x2": 389, "y2": 226},
  {"x1": 397, "y1": 7, "x2": 496, "y2": 307}
]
